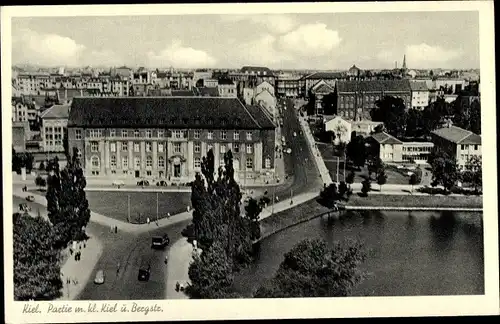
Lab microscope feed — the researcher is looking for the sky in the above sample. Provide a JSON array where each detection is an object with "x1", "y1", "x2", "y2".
[{"x1": 10, "y1": 11, "x2": 480, "y2": 70}]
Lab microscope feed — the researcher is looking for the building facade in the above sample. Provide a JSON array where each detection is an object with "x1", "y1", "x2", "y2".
[
  {"x1": 335, "y1": 80, "x2": 412, "y2": 121},
  {"x1": 67, "y1": 97, "x2": 276, "y2": 184},
  {"x1": 275, "y1": 73, "x2": 300, "y2": 98},
  {"x1": 324, "y1": 116, "x2": 351, "y2": 145},
  {"x1": 40, "y1": 104, "x2": 70, "y2": 152},
  {"x1": 431, "y1": 125, "x2": 482, "y2": 167},
  {"x1": 410, "y1": 81, "x2": 429, "y2": 110}
]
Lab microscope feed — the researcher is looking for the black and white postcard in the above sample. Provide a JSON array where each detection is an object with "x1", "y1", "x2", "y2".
[{"x1": 2, "y1": 2, "x2": 498, "y2": 323}]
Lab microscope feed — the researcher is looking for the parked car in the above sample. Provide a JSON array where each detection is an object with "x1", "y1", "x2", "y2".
[
  {"x1": 151, "y1": 234, "x2": 170, "y2": 249},
  {"x1": 138, "y1": 262, "x2": 151, "y2": 281},
  {"x1": 94, "y1": 270, "x2": 105, "y2": 284},
  {"x1": 112, "y1": 180, "x2": 125, "y2": 187},
  {"x1": 25, "y1": 195, "x2": 35, "y2": 202},
  {"x1": 137, "y1": 180, "x2": 150, "y2": 186},
  {"x1": 156, "y1": 180, "x2": 168, "y2": 187}
]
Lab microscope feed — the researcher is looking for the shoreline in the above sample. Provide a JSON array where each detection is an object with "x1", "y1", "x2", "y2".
[{"x1": 257, "y1": 193, "x2": 483, "y2": 243}]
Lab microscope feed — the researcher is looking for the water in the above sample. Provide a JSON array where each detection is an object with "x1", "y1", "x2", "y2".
[{"x1": 233, "y1": 210, "x2": 484, "y2": 297}]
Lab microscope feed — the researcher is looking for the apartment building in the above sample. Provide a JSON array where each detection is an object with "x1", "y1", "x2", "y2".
[
  {"x1": 67, "y1": 97, "x2": 276, "y2": 183},
  {"x1": 410, "y1": 81, "x2": 430, "y2": 110},
  {"x1": 368, "y1": 132, "x2": 434, "y2": 164},
  {"x1": 40, "y1": 104, "x2": 70, "y2": 152}
]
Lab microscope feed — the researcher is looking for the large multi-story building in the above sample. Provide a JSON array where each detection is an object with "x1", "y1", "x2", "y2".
[
  {"x1": 67, "y1": 97, "x2": 276, "y2": 184},
  {"x1": 302, "y1": 72, "x2": 345, "y2": 98},
  {"x1": 367, "y1": 132, "x2": 434, "y2": 164},
  {"x1": 275, "y1": 73, "x2": 300, "y2": 98},
  {"x1": 40, "y1": 104, "x2": 70, "y2": 152},
  {"x1": 431, "y1": 125, "x2": 482, "y2": 167},
  {"x1": 410, "y1": 81, "x2": 430, "y2": 110},
  {"x1": 334, "y1": 80, "x2": 412, "y2": 121}
]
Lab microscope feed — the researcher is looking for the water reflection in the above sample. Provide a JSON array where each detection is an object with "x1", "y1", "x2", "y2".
[{"x1": 234, "y1": 210, "x2": 484, "y2": 297}]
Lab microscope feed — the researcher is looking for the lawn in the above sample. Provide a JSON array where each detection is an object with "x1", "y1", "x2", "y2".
[
  {"x1": 86, "y1": 191, "x2": 192, "y2": 224},
  {"x1": 347, "y1": 194, "x2": 483, "y2": 209},
  {"x1": 323, "y1": 161, "x2": 410, "y2": 185},
  {"x1": 317, "y1": 143, "x2": 338, "y2": 161}
]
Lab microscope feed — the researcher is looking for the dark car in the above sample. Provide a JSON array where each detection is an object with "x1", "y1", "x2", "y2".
[
  {"x1": 138, "y1": 262, "x2": 151, "y2": 281},
  {"x1": 151, "y1": 234, "x2": 170, "y2": 249},
  {"x1": 137, "y1": 180, "x2": 150, "y2": 186},
  {"x1": 156, "y1": 180, "x2": 168, "y2": 187}
]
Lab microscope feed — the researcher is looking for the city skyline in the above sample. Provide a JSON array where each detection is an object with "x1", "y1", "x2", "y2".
[{"x1": 12, "y1": 11, "x2": 479, "y2": 70}]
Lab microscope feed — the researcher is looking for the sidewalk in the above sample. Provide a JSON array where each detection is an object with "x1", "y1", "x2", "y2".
[
  {"x1": 165, "y1": 238, "x2": 195, "y2": 300},
  {"x1": 298, "y1": 117, "x2": 333, "y2": 185}
]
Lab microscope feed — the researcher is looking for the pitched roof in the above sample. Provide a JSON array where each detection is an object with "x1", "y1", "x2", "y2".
[
  {"x1": 246, "y1": 105, "x2": 276, "y2": 129},
  {"x1": 68, "y1": 97, "x2": 275, "y2": 130},
  {"x1": 431, "y1": 125, "x2": 481, "y2": 144},
  {"x1": 370, "y1": 132, "x2": 404, "y2": 145},
  {"x1": 171, "y1": 90, "x2": 196, "y2": 97},
  {"x1": 218, "y1": 78, "x2": 234, "y2": 85},
  {"x1": 311, "y1": 82, "x2": 334, "y2": 94},
  {"x1": 410, "y1": 81, "x2": 428, "y2": 91},
  {"x1": 336, "y1": 80, "x2": 411, "y2": 93},
  {"x1": 304, "y1": 72, "x2": 345, "y2": 80},
  {"x1": 40, "y1": 104, "x2": 70, "y2": 119}
]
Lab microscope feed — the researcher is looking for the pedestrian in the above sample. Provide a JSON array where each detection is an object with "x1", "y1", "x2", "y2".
[
  {"x1": 69, "y1": 248, "x2": 73, "y2": 255},
  {"x1": 147, "y1": 217, "x2": 150, "y2": 225},
  {"x1": 276, "y1": 196, "x2": 279, "y2": 202},
  {"x1": 117, "y1": 263, "x2": 120, "y2": 275},
  {"x1": 175, "y1": 282, "x2": 180, "y2": 292},
  {"x1": 187, "y1": 206, "x2": 190, "y2": 212},
  {"x1": 114, "y1": 226, "x2": 118, "y2": 233},
  {"x1": 167, "y1": 212, "x2": 171, "y2": 218}
]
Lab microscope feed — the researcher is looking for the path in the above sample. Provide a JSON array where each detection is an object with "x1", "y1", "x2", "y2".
[{"x1": 165, "y1": 238, "x2": 195, "y2": 299}]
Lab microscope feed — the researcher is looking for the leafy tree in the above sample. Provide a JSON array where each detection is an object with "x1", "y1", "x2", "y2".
[
  {"x1": 429, "y1": 150, "x2": 459, "y2": 193},
  {"x1": 322, "y1": 92, "x2": 337, "y2": 115},
  {"x1": 39, "y1": 161, "x2": 46, "y2": 171},
  {"x1": 46, "y1": 150, "x2": 90, "y2": 248},
  {"x1": 367, "y1": 156, "x2": 384, "y2": 179},
  {"x1": 345, "y1": 171, "x2": 355, "y2": 189},
  {"x1": 187, "y1": 241, "x2": 234, "y2": 299},
  {"x1": 453, "y1": 97, "x2": 481, "y2": 135},
  {"x1": 35, "y1": 175, "x2": 46, "y2": 190},
  {"x1": 13, "y1": 213, "x2": 62, "y2": 300},
  {"x1": 338, "y1": 181, "x2": 350, "y2": 201},
  {"x1": 254, "y1": 239, "x2": 366, "y2": 298},
  {"x1": 346, "y1": 135, "x2": 366, "y2": 169},
  {"x1": 405, "y1": 108, "x2": 424, "y2": 138},
  {"x1": 370, "y1": 96, "x2": 407, "y2": 138},
  {"x1": 376, "y1": 169, "x2": 388, "y2": 191},
  {"x1": 421, "y1": 97, "x2": 451, "y2": 136},
  {"x1": 245, "y1": 198, "x2": 262, "y2": 241},
  {"x1": 319, "y1": 183, "x2": 341, "y2": 208},
  {"x1": 409, "y1": 173, "x2": 419, "y2": 193},
  {"x1": 361, "y1": 178, "x2": 371, "y2": 196},
  {"x1": 463, "y1": 156, "x2": 482, "y2": 194}
]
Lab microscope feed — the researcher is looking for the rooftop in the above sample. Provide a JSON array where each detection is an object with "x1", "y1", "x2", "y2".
[
  {"x1": 336, "y1": 80, "x2": 411, "y2": 93},
  {"x1": 370, "y1": 132, "x2": 404, "y2": 145},
  {"x1": 409, "y1": 81, "x2": 428, "y2": 91},
  {"x1": 68, "y1": 97, "x2": 275, "y2": 130},
  {"x1": 431, "y1": 125, "x2": 481, "y2": 144},
  {"x1": 304, "y1": 71, "x2": 345, "y2": 80},
  {"x1": 40, "y1": 104, "x2": 70, "y2": 119}
]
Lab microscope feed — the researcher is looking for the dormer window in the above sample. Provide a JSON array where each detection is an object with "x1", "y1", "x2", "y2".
[{"x1": 170, "y1": 117, "x2": 177, "y2": 125}]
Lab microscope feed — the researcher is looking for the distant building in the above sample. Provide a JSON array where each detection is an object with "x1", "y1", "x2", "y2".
[
  {"x1": 410, "y1": 81, "x2": 429, "y2": 110},
  {"x1": 350, "y1": 120, "x2": 384, "y2": 137},
  {"x1": 347, "y1": 65, "x2": 362, "y2": 78},
  {"x1": 275, "y1": 73, "x2": 300, "y2": 98},
  {"x1": 309, "y1": 81, "x2": 335, "y2": 115},
  {"x1": 40, "y1": 104, "x2": 70, "y2": 152},
  {"x1": 240, "y1": 66, "x2": 275, "y2": 85},
  {"x1": 12, "y1": 121, "x2": 30, "y2": 153},
  {"x1": 254, "y1": 89, "x2": 277, "y2": 120},
  {"x1": 203, "y1": 79, "x2": 219, "y2": 88},
  {"x1": 367, "y1": 132, "x2": 434, "y2": 164},
  {"x1": 302, "y1": 72, "x2": 345, "y2": 98},
  {"x1": 335, "y1": 80, "x2": 412, "y2": 121},
  {"x1": 324, "y1": 116, "x2": 351, "y2": 145},
  {"x1": 217, "y1": 79, "x2": 237, "y2": 98},
  {"x1": 67, "y1": 97, "x2": 276, "y2": 183},
  {"x1": 431, "y1": 125, "x2": 481, "y2": 167}
]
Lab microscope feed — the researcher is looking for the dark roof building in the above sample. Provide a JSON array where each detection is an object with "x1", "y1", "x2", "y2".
[
  {"x1": 431, "y1": 125, "x2": 481, "y2": 145},
  {"x1": 409, "y1": 81, "x2": 428, "y2": 91},
  {"x1": 195, "y1": 87, "x2": 219, "y2": 97},
  {"x1": 336, "y1": 80, "x2": 411, "y2": 93},
  {"x1": 40, "y1": 104, "x2": 70, "y2": 119},
  {"x1": 370, "y1": 132, "x2": 404, "y2": 145},
  {"x1": 241, "y1": 66, "x2": 274, "y2": 76},
  {"x1": 68, "y1": 97, "x2": 275, "y2": 130}
]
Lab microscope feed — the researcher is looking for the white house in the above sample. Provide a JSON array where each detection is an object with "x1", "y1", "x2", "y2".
[
  {"x1": 324, "y1": 116, "x2": 352, "y2": 145},
  {"x1": 255, "y1": 81, "x2": 275, "y2": 97},
  {"x1": 410, "y1": 81, "x2": 429, "y2": 110},
  {"x1": 254, "y1": 89, "x2": 277, "y2": 119}
]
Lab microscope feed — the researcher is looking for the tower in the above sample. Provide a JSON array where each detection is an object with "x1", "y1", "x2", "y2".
[{"x1": 402, "y1": 55, "x2": 407, "y2": 70}]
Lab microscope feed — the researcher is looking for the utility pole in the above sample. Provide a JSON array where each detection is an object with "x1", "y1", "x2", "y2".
[
  {"x1": 127, "y1": 194, "x2": 130, "y2": 223},
  {"x1": 336, "y1": 156, "x2": 340, "y2": 183},
  {"x1": 156, "y1": 191, "x2": 159, "y2": 222},
  {"x1": 343, "y1": 151, "x2": 346, "y2": 181}
]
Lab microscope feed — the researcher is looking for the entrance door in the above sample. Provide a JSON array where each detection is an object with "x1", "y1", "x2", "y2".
[
  {"x1": 135, "y1": 170, "x2": 140, "y2": 178},
  {"x1": 174, "y1": 164, "x2": 181, "y2": 178}
]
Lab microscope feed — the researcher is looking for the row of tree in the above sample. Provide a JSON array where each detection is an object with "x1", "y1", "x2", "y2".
[
  {"x1": 14, "y1": 149, "x2": 92, "y2": 300},
  {"x1": 12, "y1": 149, "x2": 34, "y2": 174}
]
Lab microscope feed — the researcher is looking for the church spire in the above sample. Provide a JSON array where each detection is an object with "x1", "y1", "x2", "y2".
[{"x1": 402, "y1": 54, "x2": 407, "y2": 70}]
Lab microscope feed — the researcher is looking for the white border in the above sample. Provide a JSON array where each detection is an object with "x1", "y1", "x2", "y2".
[{"x1": 2, "y1": 2, "x2": 498, "y2": 323}]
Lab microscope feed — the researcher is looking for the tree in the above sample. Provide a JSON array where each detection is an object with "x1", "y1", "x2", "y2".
[
  {"x1": 254, "y1": 239, "x2": 366, "y2": 298},
  {"x1": 187, "y1": 241, "x2": 234, "y2": 299},
  {"x1": 46, "y1": 150, "x2": 90, "y2": 248},
  {"x1": 39, "y1": 161, "x2": 45, "y2": 171},
  {"x1": 463, "y1": 156, "x2": 482, "y2": 194},
  {"x1": 367, "y1": 156, "x2": 384, "y2": 179},
  {"x1": 35, "y1": 175, "x2": 46, "y2": 190},
  {"x1": 361, "y1": 179, "x2": 371, "y2": 196},
  {"x1": 370, "y1": 96, "x2": 407, "y2": 138},
  {"x1": 13, "y1": 213, "x2": 62, "y2": 300},
  {"x1": 409, "y1": 173, "x2": 419, "y2": 193},
  {"x1": 345, "y1": 171, "x2": 355, "y2": 189},
  {"x1": 346, "y1": 135, "x2": 366, "y2": 169},
  {"x1": 338, "y1": 181, "x2": 350, "y2": 201},
  {"x1": 376, "y1": 169, "x2": 387, "y2": 191},
  {"x1": 453, "y1": 97, "x2": 481, "y2": 135},
  {"x1": 429, "y1": 150, "x2": 459, "y2": 193},
  {"x1": 405, "y1": 108, "x2": 424, "y2": 138},
  {"x1": 245, "y1": 198, "x2": 262, "y2": 241},
  {"x1": 319, "y1": 183, "x2": 340, "y2": 208}
]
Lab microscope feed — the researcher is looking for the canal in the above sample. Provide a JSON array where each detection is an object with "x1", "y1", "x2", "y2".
[{"x1": 233, "y1": 210, "x2": 484, "y2": 297}]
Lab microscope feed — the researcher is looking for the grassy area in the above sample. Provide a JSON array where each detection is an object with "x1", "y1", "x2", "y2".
[
  {"x1": 86, "y1": 191, "x2": 191, "y2": 224},
  {"x1": 323, "y1": 162, "x2": 409, "y2": 185},
  {"x1": 259, "y1": 198, "x2": 329, "y2": 239},
  {"x1": 347, "y1": 194, "x2": 483, "y2": 209}
]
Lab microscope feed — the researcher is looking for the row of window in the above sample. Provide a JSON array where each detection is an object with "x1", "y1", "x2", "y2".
[
  {"x1": 89, "y1": 155, "x2": 266, "y2": 170},
  {"x1": 90, "y1": 141, "x2": 255, "y2": 154},
  {"x1": 460, "y1": 153, "x2": 480, "y2": 163},
  {"x1": 78, "y1": 129, "x2": 254, "y2": 141},
  {"x1": 402, "y1": 146, "x2": 433, "y2": 152},
  {"x1": 460, "y1": 144, "x2": 480, "y2": 151}
]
